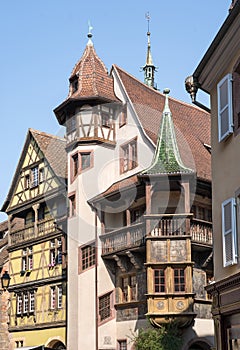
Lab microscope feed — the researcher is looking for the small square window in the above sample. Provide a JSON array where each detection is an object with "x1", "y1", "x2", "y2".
[
  {"x1": 80, "y1": 244, "x2": 96, "y2": 272},
  {"x1": 99, "y1": 292, "x2": 112, "y2": 322}
]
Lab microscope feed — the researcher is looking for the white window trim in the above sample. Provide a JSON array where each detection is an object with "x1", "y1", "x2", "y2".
[
  {"x1": 222, "y1": 198, "x2": 238, "y2": 267},
  {"x1": 217, "y1": 73, "x2": 233, "y2": 142}
]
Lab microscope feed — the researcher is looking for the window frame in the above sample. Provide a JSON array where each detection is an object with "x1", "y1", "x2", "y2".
[
  {"x1": 217, "y1": 73, "x2": 233, "y2": 142},
  {"x1": 68, "y1": 192, "x2": 76, "y2": 217},
  {"x1": 79, "y1": 243, "x2": 96, "y2": 273},
  {"x1": 119, "y1": 104, "x2": 127, "y2": 128},
  {"x1": 120, "y1": 137, "x2": 138, "y2": 174},
  {"x1": 222, "y1": 198, "x2": 238, "y2": 267},
  {"x1": 173, "y1": 268, "x2": 186, "y2": 293},
  {"x1": 154, "y1": 268, "x2": 166, "y2": 293},
  {"x1": 233, "y1": 58, "x2": 240, "y2": 134},
  {"x1": 16, "y1": 290, "x2": 35, "y2": 316},
  {"x1": 49, "y1": 237, "x2": 62, "y2": 267},
  {"x1": 70, "y1": 150, "x2": 94, "y2": 182},
  {"x1": 119, "y1": 274, "x2": 138, "y2": 303},
  {"x1": 21, "y1": 246, "x2": 33, "y2": 272},
  {"x1": 98, "y1": 291, "x2": 114, "y2": 324},
  {"x1": 118, "y1": 339, "x2": 127, "y2": 350}
]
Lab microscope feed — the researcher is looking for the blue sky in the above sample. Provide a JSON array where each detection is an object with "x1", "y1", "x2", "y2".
[{"x1": 0, "y1": 1, "x2": 229, "y2": 221}]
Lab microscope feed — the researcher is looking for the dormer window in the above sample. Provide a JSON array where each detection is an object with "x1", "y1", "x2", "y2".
[{"x1": 70, "y1": 75, "x2": 78, "y2": 94}]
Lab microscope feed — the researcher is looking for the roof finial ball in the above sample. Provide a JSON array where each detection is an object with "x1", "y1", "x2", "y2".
[
  {"x1": 163, "y1": 88, "x2": 170, "y2": 95},
  {"x1": 87, "y1": 21, "x2": 93, "y2": 45}
]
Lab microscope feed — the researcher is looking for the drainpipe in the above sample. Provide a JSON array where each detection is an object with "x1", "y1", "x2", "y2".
[{"x1": 95, "y1": 209, "x2": 98, "y2": 350}]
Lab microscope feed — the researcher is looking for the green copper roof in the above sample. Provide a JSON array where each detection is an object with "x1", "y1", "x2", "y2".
[{"x1": 142, "y1": 89, "x2": 194, "y2": 175}]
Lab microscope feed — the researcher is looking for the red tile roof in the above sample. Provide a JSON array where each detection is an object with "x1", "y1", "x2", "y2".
[
  {"x1": 113, "y1": 65, "x2": 211, "y2": 182},
  {"x1": 69, "y1": 43, "x2": 119, "y2": 102}
]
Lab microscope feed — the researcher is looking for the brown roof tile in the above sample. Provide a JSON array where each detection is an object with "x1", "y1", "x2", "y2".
[
  {"x1": 69, "y1": 43, "x2": 119, "y2": 102},
  {"x1": 30, "y1": 129, "x2": 67, "y2": 179},
  {"x1": 113, "y1": 65, "x2": 211, "y2": 182}
]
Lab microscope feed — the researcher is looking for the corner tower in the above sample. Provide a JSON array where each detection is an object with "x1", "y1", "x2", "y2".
[{"x1": 54, "y1": 29, "x2": 120, "y2": 148}]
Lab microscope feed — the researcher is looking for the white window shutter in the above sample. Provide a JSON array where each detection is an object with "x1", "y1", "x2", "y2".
[
  {"x1": 217, "y1": 74, "x2": 233, "y2": 142},
  {"x1": 222, "y1": 198, "x2": 238, "y2": 267}
]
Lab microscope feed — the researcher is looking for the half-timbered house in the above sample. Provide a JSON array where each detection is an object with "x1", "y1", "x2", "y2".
[{"x1": 2, "y1": 129, "x2": 67, "y2": 349}]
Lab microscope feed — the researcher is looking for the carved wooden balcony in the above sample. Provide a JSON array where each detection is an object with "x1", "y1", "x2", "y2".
[
  {"x1": 101, "y1": 222, "x2": 145, "y2": 256},
  {"x1": 10, "y1": 218, "x2": 60, "y2": 246},
  {"x1": 101, "y1": 214, "x2": 212, "y2": 255}
]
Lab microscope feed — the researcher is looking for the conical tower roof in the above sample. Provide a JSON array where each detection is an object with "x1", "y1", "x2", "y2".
[
  {"x1": 142, "y1": 89, "x2": 194, "y2": 176},
  {"x1": 68, "y1": 32, "x2": 118, "y2": 101}
]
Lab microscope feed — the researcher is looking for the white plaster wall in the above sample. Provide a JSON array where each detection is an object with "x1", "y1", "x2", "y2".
[{"x1": 182, "y1": 318, "x2": 215, "y2": 350}]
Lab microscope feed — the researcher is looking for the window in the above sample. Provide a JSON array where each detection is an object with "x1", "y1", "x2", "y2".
[
  {"x1": 22, "y1": 246, "x2": 33, "y2": 272},
  {"x1": 50, "y1": 285, "x2": 63, "y2": 310},
  {"x1": 66, "y1": 115, "x2": 76, "y2": 134},
  {"x1": 99, "y1": 292, "x2": 112, "y2": 322},
  {"x1": 25, "y1": 174, "x2": 30, "y2": 189},
  {"x1": 120, "y1": 138, "x2": 137, "y2": 173},
  {"x1": 50, "y1": 286, "x2": 56, "y2": 310},
  {"x1": 118, "y1": 340, "x2": 127, "y2": 350},
  {"x1": 17, "y1": 291, "x2": 35, "y2": 316},
  {"x1": 217, "y1": 74, "x2": 233, "y2": 142},
  {"x1": 71, "y1": 78, "x2": 78, "y2": 93},
  {"x1": 174, "y1": 268, "x2": 185, "y2": 292},
  {"x1": 31, "y1": 166, "x2": 39, "y2": 187},
  {"x1": 69, "y1": 194, "x2": 76, "y2": 217},
  {"x1": 81, "y1": 152, "x2": 91, "y2": 170},
  {"x1": 15, "y1": 341, "x2": 24, "y2": 348},
  {"x1": 222, "y1": 198, "x2": 238, "y2": 267},
  {"x1": 49, "y1": 237, "x2": 62, "y2": 266},
  {"x1": 119, "y1": 104, "x2": 127, "y2": 127},
  {"x1": 71, "y1": 151, "x2": 93, "y2": 180},
  {"x1": 102, "y1": 112, "x2": 110, "y2": 127},
  {"x1": 80, "y1": 244, "x2": 95, "y2": 271},
  {"x1": 154, "y1": 269, "x2": 165, "y2": 293},
  {"x1": 130, "y1": 206, "x2": 145, "y2": 224},
  {"x1": 120, "y1": 275, "x2": 137, "y2": 302},
  {"x1": 233, "y1": 59, "x2": 240, "y2": 132},
  {"x1": 39, "y1": 168, "x2": 45, "y2": 183},
  {"x1": 17, "y1": 294, "x2": 23, "y2": 315},
  {"x1": 72, "y1": 153, "x2": 79, "y2": 177}
]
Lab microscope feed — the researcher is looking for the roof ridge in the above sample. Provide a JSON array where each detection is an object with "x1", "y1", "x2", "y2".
[
  {"x1": 113, "y1": 64, "x2": 209, "y2": 114},
  {"x1": 29, "y1": 128, "x2": 66, "y2": 142}
]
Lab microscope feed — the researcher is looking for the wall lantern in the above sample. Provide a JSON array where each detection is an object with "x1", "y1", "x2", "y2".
[{"x1": 1, "y1": 271, "x2": 11, "y2": 290}]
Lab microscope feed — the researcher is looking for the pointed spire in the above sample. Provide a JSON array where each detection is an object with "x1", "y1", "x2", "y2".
[
  {"x1": 142, "y1": 13, "x2": 157, "y2": 89},
  {"x1": 142, "y1": 89, "x2": 193, "y2": 175}
]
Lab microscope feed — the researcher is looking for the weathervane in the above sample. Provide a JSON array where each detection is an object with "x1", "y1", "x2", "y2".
[{"x1": 145, "y1": 12, "x2": 150, "y2": 33}]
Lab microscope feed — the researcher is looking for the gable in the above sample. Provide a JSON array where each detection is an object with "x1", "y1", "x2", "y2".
[{"x1": 3, "y1": 131, "x2": 66, "y2": 213}]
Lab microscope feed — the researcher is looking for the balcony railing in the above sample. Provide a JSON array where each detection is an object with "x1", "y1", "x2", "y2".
[
  {"x1": 101, "y1": 222, "x2": 145, "y2": 255},
  {"x1": 10, "y1": 218, "x2": 58, "y2": 245},
  {"x1": 190, "y1": 218, "x2": 213, "y2": 245},
  {"x1": 101, "y1": 214, "x2": 212, "y2": 255}
]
